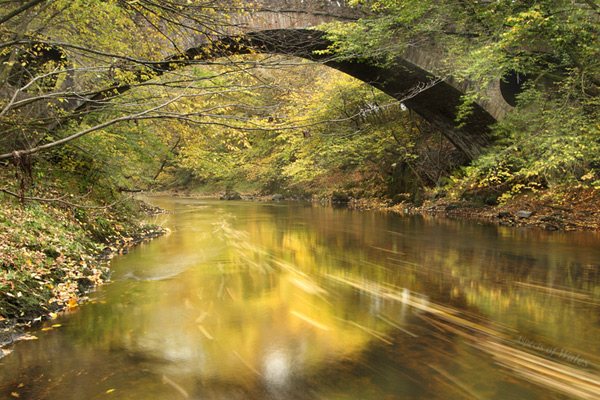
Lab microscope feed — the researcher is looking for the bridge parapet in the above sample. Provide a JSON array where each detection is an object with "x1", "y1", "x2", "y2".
[
  {"x1": 255, "y1": 0, "x2": 359, "y2": 17},
  {"x1": 221, "y1": 0, "x2": 361, "y2": 36}
]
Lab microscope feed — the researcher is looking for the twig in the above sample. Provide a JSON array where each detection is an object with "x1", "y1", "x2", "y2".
[
  {"x1": 0, "y1": 0, "x2": 46, "y2": 25},
  {"x1": 0, "y1": 83, "x2": 193, "y2": 161}
]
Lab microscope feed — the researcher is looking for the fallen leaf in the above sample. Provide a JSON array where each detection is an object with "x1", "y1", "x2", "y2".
[
  {"x1": 195, "y1": 311, "x2": 208, "y2": 324},
  {"x1": 197, "y1": 325, "x2": 214, "y2": 340},
  {"x1": 67, "y1": 298, "x2": 78, "y2": 309},
  {"x1": 17, "y1": 334, "x2": 37, "y2": 341}
]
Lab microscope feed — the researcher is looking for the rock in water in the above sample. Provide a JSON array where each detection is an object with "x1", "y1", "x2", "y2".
[
  {"x1": 331, "y1": 191, "x2": 350, "y2": 204},
  {"x1": 516, "y1": 210, "x2": 533, "y2": 219},
  {"x1": 220, "y1": 191, "x2": 242, "y2": 200}
]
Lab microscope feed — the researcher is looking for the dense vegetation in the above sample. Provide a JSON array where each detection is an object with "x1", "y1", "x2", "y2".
[
  {"x1": 0, "y1": 0, "x2": 599, "y2": 323},
  {"x1": 144, "y1": 59, "x2": 463, "y2": 200},
  {"x1": 321, "y1": 0, "x2": 600, "y2": 202}
]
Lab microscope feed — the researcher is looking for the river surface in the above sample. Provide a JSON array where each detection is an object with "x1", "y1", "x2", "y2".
[{"x1": 1, "y1": 197, "x2": 600, "y2": 399}]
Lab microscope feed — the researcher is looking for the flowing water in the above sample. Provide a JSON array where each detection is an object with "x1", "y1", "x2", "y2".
[{"x1": 1, "y1": 197, "x2": 600, "y2": 399}]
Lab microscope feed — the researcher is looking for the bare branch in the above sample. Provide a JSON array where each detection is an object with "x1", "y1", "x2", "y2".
[
  {"x1": 0, "y1": 0, "x2": 46, "y2": 25},
  {"x1": 0, "y1": 66, "x2": 62, "y2": 118},
  {"x1": 0, "y1": 83, "x2": 193, "y2": 161},
  {"x1": 581, "y1": 0, "x2": 599, "y2": 11}
]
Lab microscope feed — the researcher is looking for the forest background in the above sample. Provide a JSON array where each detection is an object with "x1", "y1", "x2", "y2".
[{"x1": 0, "y1": 0, "x2": 599, "y2": 323}]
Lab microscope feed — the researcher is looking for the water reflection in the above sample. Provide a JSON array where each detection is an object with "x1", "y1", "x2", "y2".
[{"x1": 0, "y1": 198, "x2": 599, "y2": 399}]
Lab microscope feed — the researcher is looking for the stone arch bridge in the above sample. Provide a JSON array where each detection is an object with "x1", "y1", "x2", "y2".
[{"x1": 99, "y1": 0, "x2": 517, "y2": 160}]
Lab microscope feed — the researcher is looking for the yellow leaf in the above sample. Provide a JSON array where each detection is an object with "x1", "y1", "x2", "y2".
[
  {"x1": 290, "y1": 310, "x2": 329, "y2": 331},
  {"x1": 67, "y1": 298, "x2": 78, "y2": 309},
  {"x1": 197, "y1": 325, "x2": 214, "y2": 340},
  {"x1": 17, "y1": 334, "x2": 37, "y2": 341}
]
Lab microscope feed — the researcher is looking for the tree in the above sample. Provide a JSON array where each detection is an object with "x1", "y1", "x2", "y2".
[
  {"x1": 150, "y1": 54, "x2": 461, "y2": 199},
  {"x1": 0, "y1": 0, "x2": 250, "y2": 162},
  {"x1": 321, "y1": 0, "x2": 600, "y2": 195}
]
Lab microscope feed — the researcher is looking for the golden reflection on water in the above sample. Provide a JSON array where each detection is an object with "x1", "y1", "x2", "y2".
[{"x1": 1, "y1": 197, "x2": 600, "y2": 399}]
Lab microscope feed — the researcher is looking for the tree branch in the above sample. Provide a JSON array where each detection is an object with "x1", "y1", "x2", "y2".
[
  {"x1": 0, "y1": 84, "x2": 193, "y2": 161},
  {"x1": 0, "y1": 0, "x2": 46, "y2": 25},
  {"x1": 581, "y1": 0, "x2": 599, "y2": 12},
  {"x1": 152, "y1": 135, "x2": 181, "y2": 181}
]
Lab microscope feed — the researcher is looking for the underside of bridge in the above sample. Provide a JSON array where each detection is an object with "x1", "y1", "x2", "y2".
[
  {"x1": 158, "y1": 29, "x2": 495, "y2": 161},
  {"x1": 66, "y1": 27, "x2": 496, "y2": 161}
]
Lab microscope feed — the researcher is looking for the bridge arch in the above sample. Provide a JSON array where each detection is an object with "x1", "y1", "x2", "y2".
[
  {"x1": 53, "y1": 2, "x2": 510, "y2": 161},
  {"x1": 148, "y1": 28, "x2": 496, "y2": 160}
]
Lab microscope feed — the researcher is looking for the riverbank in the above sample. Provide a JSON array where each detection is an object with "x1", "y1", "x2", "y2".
[
  {"x1": 3, "y1": 188, "x2": 584, "y2": 343},
  {"x1": 157, "y1": 186, "x2": 600, "y2": 232},
  {"x1": 0, "y1": 197, "x2": 167, "y2": 347},
  {"x1": 390, "y1": 188, "x2": 600, "y2": 232}
]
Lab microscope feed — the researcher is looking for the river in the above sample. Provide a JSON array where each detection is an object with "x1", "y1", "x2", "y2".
[{"x1": 1, "y1": 197, "x2": 599, "y2": 399}]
